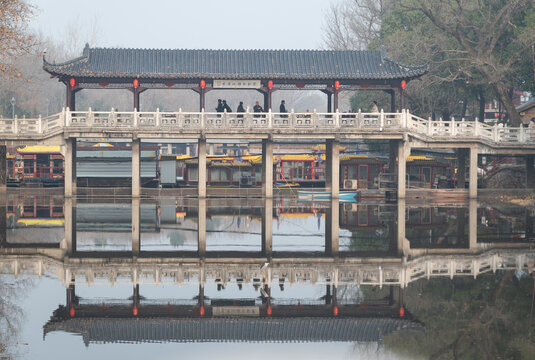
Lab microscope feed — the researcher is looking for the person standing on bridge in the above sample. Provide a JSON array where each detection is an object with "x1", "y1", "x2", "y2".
[
  {"x1": 280, "y1": 100, "x2": 287, "y2": 118},
  {"x1": 253, "y1": 101, "x2": 263, "y2": 118},
  {"x1": 222, "y1": 100, "x2": 232, "y2": 112},
  {"x1": 216, "y1": 99, "x2": 224, "y2": 113},
  {"x1": 371, "y1": 100, "x2": 379, "y2": 113},
  {"x1": 237, "y1": 101, "x2": 245, "y2": 118}
]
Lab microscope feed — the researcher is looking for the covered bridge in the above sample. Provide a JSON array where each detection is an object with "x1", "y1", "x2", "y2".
[{"x1": 43, "y1": 44, "x2": 427, "y2": 112}]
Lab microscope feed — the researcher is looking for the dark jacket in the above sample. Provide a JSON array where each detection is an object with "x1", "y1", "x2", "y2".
[
  {"x1": 237, "y1": 104, "x2": 245, "y2": 112},
  {"x1": 253, "y1": 104, "x2": 263, "y2": 112},
  {"x1": 280, "y1": 103, "x2": 286, "y2": 113}
]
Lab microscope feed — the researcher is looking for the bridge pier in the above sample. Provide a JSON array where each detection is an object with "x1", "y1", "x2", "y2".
[
  {"x1": 0, "y1": 145, "x2": 6, "y2": 192},
  {"x1": 397, "y1": 141, "x2": 408, "y2": 199},
  {"x1": 456, "y1": 149, "x2": 467, "y2": 189},
  {"x1": 325, "y1": 198, "x2": 339, "y2": 256},
  {"x1": 198, "y1": 138, "x2": 207, "y2": 198},
  {"x1": 64, "y1": 138, "x2": 77, "y2": 197},
  {"x1": 325, "y1": 139, "x2": 340, "y2": 198},
  {"x1": 198, "y1": 198, "x2": 206, "y2": 258},
  {"x1": 469, "y1": 146, "x2": 478, "y2": 198},
  {"x1": 132, "y1": 139, "x2": 141, "y2": 197},
  {"x1": 262, "y1": 139, "x2": 274, "y2": 198},
  {"x1": 262, "y1": 197, "x2": 273, "y2": 257},
  {"x1": 132, "y1": 197, "x2": 140, "y2": 255},
  {"x1": 64, "y1": 197, "x2": 76, "y2": 255},
  {"x1": 469, "y1": 199, "x2": 477, "y2": 250}
]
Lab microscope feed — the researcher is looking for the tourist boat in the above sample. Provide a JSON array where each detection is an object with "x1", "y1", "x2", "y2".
[{"x1": 297, "y1": 190, "x2": 358, "y2": 201}]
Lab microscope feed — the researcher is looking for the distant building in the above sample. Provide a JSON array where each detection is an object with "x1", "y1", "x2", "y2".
[{"x1": 517, "y1": 98, "x2": 535, "y2": 125}]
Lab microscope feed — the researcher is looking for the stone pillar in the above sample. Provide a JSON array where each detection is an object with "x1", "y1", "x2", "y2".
[
  {"x1": 469, "y1": 199, "x2": 477, "y2": 250},
  {"x1": 262, "y1": 138, "x2": 273, "y2": 198},
  {"x1": 0, "y1": 204, "x2": 6, "y2": 246},
  {"x1": 456, "y1": 149, "x2": 467, "y2": 189},
  {"x1": 64, "y1": 138, "x2": 77, "y2": 197},
  {"x1": 397, "y1": 199, "x2": 407, "y2": 256},
  {"x1": 469, "y1": 146, "x2": 478, "y2": 199},
  {"x1": 325, "y1": 198, "x2": 339, "y2": 256},
  {"x1": 325, "y1": 139, "x2": 340, "y2": 198},
  {"x1": 64, "y1": 197, "x2": 76, "y2": 255},
  {"x1": 262, "y1": 197, "x2": 273, "y2": 257},
  {"x1": 397, "y1": 141, "x2": 407, "y2": 199},
  {"x1": 198, "y1": 138, "x2": 207, "y2": 198},
  {"x1": 388, "y1": 140, "x2": 398, "y2": 174},
  {"x1": 209, "y1": 143, "x2": 215, "y2": 155},
  {"x1": 0, "y1": 145, "x2": 6, "y2": 192},
  {"x1": 198, "y1": 197, "x2": 206, "y2": 258},
  {"x1": 132, "y1": 139, "x2": 141, "y2": 197},
  {"x1": 526, "y1": 155, "x2": 535, "y2": 188},
  {"x1": 132, "y1": 197, "x2": 140, "y2": 255}
]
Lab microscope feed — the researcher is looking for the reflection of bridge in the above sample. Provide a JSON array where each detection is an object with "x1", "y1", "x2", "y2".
[{"x1": 1, "y1": 249, "x2": 532, "y2": 288}]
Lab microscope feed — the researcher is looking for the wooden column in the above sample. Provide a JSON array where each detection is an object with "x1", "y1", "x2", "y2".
[
  {"x1": 325, "y1": 198, "x2": 339, "y2": 256},
  {"x1": 132, "y1": 139, "x2": 141, "y2": 197},
  {"x1": 200, "y1": 88, "x2": 205, "y2": 111},
  {"x1": 263, "y1": 92, "x2": 269, "y2": 112},
  {"x1": 262, "y1": 138, "x2": 274, "y2": 198},
  {"x1": 389, "y1": 90, "x2": 396, "y2": 112},
  {"x1": 400, "y1": 87, "x2": 405, "y2": 110},
  {"x1": 327, "y1": 93, "x2": 332, "y2": 112},
  {"x1": 132, "y1": 197, "x2": 140, "y2": 255},
  {"x1": 325, "y1": 139, "x2": 340, "y2": 198},
  {"x1": 66, "y1": 87, "x2": 78, "y2": 111},
  {"x1": 333, "y1": 89, "x2": 339, "y2": 112},
  {"x1": 527, "y1": 155, "x2": 535, "y2": 188},
  {"x1": 133, "y1": 88, "x2": 140, "y2": 111},
  {"x1": 198, "y1": 138, "x2": 207, "y2": 198},
  {"x1": 267, "y1": 89, "x2": 272, "y2": 111},
  {"x1": 198, "y1": 198, "x2": 206, "y2": 258},
  {"x1": 262, "y1": 197, "x2": 273, "y2": 257},
  {"x1": 0, "y1": 145, "x2": 6, "y2": 192},
  {"x1": 64, "y1": 138, "x2": 77, "y2": 197}
]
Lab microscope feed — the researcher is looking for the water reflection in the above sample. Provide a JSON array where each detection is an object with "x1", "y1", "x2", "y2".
[{"x1": 1, "y1": 194, "x2": 535, "y2": 358}]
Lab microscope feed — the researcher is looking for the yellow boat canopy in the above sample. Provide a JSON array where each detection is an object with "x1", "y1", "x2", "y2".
[{"x1": 17, "y1": 145, "x2": 61, "y2": 154}]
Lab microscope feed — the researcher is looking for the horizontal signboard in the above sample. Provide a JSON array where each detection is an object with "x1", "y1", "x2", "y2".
[
  {"x1": 212, "y1": 306, "x2": 260, "y2": 317},
  {"x1": 213, "y1": 80, "x2": 261, "y2": 89}
]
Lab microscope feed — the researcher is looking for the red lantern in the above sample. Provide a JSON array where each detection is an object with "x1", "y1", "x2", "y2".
[
  {"x1": 165, "y1": 82, "x2": 175, "y2": 88},
  {"x1": 132, "y1": 305, "x2": 138, "y2": 316},
  {"x1": 268, "y1": 80, "x2": 273, "y2": 90},
  {"x1": 296, "y1": 83, "x2": 305, "y2": 89},
  {"x1": 267, "y1": 305, "x2": 272, "y2": 316},
  {"x1": 133, "y1": 79, "x2": 139, "y2": 88},
  {"x1": 401, "y1": 80, "x2": 406, "y2": 89},
  {"x1": 399, "y1": 306, "x2": 405, "y2": 318},
  {"x1": 200, "y1": 306, "x2": 205, "y2": 316},
  {"x1": 69, "y1": 306, "x2": 75, "y2": 317},
  {"x1": 69, "y1": 78, "x2": 76, "y2": 88},
  {"x1": 200, "y1": 80, "x2": 206, "y2": 89},
  {"x1": 334, "y1": 81, "x2": 340, "y2": 90},
  {"x1": 333, "y1": 305, "x2": 339, "y2": 316}
]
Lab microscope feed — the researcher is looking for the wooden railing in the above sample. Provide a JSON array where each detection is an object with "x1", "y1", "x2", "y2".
[{"x1": 1, "y1": 108, "x2": 535, "y2": 145}]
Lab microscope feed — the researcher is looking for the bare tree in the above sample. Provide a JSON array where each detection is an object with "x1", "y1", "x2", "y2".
[
  {"x1": 0, "y1": 0, "x2": 38, "y2": 78},
  {"x1": 323, "y1": 0, "x2": 392, "y2": 50}
]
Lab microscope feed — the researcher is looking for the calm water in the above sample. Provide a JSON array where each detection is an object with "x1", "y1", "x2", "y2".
[{"x1": 1, "y1": 194, "x2": 534, "y2": 359}]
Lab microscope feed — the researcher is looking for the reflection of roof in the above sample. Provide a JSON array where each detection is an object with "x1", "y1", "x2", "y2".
[
  {"x1": 17, "y1": 145, "x2": 61, "y2": 154},
  {"x1": 44, "y1": 317, "x2": 424, "y2": 346}
]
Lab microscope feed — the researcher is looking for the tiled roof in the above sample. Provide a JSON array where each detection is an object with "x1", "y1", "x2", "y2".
[
  {"x1": 43, "y1": 44, "x2": 428, "y2": 81},
  {"x1": 43, "y1": 317, "x2": 424, "y2": 346}
]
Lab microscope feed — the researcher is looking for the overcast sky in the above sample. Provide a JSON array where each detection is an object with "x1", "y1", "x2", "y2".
[{"x1": 30, "y1": 0, "x2": 333, "y2": 52}]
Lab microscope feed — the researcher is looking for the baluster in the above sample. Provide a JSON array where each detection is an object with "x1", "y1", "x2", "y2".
[
  {"x1": 155, "y1": 108, "x2": 160, "y2": 127},
  {"x1": 451, "y1": 117, "x2": 456, "y2": 136},
  {"x1": 66, "y1": 107, "x2": 72, "y2": 127},
  {"x1": 132, "y1": 108, "x2": 138, "y2": 128},
  {"x1": 312, "y1": 108, "x2": 317, "y2": 127},
  {"x1": 87, "y1": 107, "x2": 93, "y2": 127},
  {"x1": 379, "y1": 109, "x2": 384, "y2": 131},
  {"x1": 178, "y1": 108, "x2": 183, "y2": 128},
  {"x1": 493, "y1": 124, "x2": 498, "y2": 142},
  {"x1": 357, "y1": 109, "x2": 362, "y2": 128},
  {"x1": 474, "y1": 119, "x2": 478, "y2": 137},
  {"x1": 290, "y1": 109, "x2": 295, "y2": 128},
  {"x1": 268, "y1": 108, "x2": 272, "y2": 128},
  {"x1": 200, "y1": 108, "x2": 205, "y2": 129},
  {"x1": 335, "y1": 108, "x2": 340, "y2": 128},
  {"x1": 519, "y1": 125, "x2": 525, "y2": 143},
  {"x1": 38, "y1": 115, "x2": 42, "y2": 133}
]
